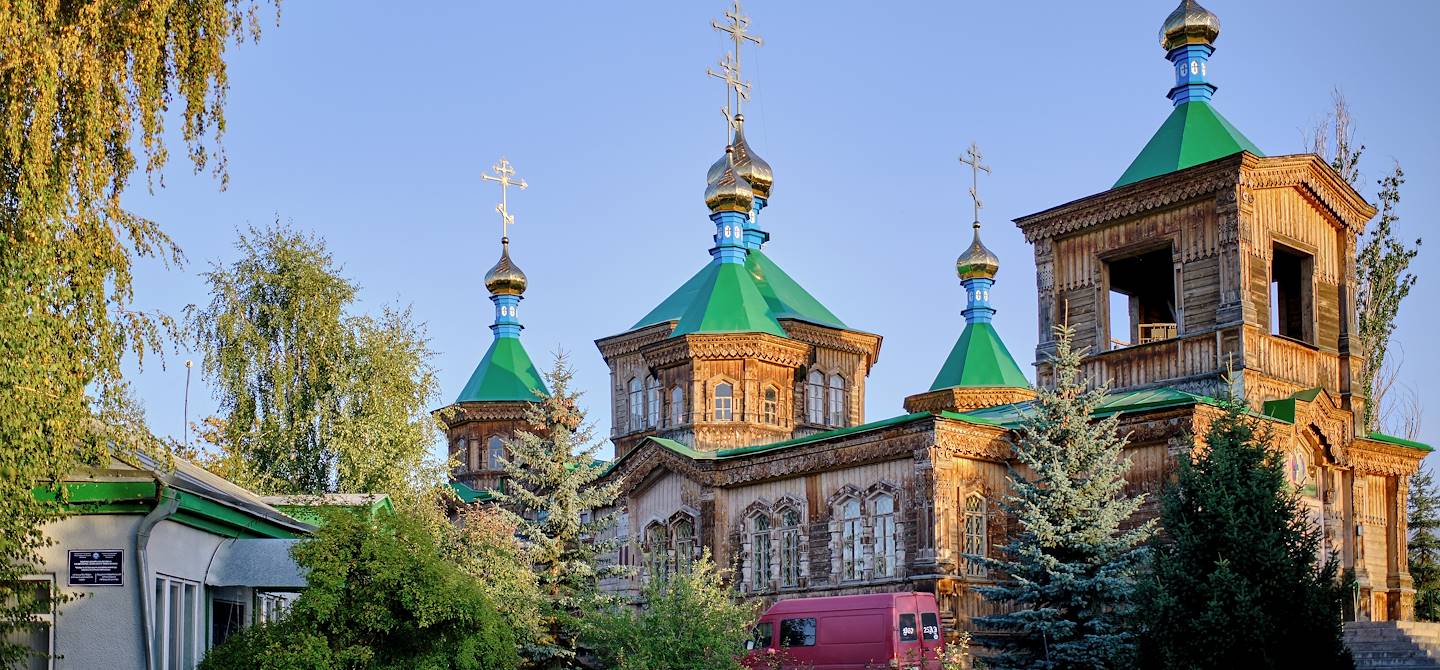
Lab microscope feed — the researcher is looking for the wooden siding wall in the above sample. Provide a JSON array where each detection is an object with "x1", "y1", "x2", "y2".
[{"x1": 1241, "y1": 187, "x2": 1347, "y2": 354}]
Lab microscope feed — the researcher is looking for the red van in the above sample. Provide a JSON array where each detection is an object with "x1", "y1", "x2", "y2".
[{"x1": 742, "y1": 592, "x2": 945, "y2": 669}]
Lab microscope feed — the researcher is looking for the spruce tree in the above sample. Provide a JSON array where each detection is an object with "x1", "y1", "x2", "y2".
[
  {"x1": 500, "y1": 353, "x2": 625, "y2": 669},
  {"x1": 1137, "y1": 398, "x2": 1352, "y2": 670},
  {"x1": 974, "y1": 324, "x2": 1153, "y2": 670},
  {"x1": 1409, "y1": 468, "x2": 1440, "y2": 621}
]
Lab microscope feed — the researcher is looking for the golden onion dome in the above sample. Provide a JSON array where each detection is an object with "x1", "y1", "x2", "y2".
[
  {"x1": 955, "y1": 227, "x2": 1000, "y2": 281},
  {"x1": 729, "y1": 115, "x2": 773, "y2": 200},
  {"x1": 483, "y1": 239, "x2": 528, "y2": 295},
  {"x1": 1160, "y1": 0, "x2": 1220, "y2": 51},
  {"x1": 704, "y1": 146, "x2": 755, "y2": 215}
]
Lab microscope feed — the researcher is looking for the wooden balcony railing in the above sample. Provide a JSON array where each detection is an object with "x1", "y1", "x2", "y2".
[{"x1": 1111, "y1": 322, "x2": 1178, "y2": 349}]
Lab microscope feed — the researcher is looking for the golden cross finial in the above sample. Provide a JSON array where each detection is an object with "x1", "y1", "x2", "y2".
[
  {"x1": 709, "y1": 0, "x2": 762, "y2": 130},
  {"x1": 958, "y1": 142, "x2": 991, "y2": 231},
  {"x1": 480, "y1": 156, "x2": 528, "y2": 240},
  {"x1": 706, "y1": 54, "x2": 749, "y2": 139}
]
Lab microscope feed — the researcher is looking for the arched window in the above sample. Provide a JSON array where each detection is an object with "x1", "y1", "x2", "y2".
[
  {"x1": 487, "y1": 436, "x2": 505, "y2": 470},
  {"x1": 763, "y1": 387, "x2": 779, "y2": 425},
  {"x1": 628, "y1": 377, "x2": 644, "y2": 432},
  {"x1": 828, "y1": 374, "x2": 846, "y2": 427},
  {"x1": 806, "y1": 371, "x2": 825, "y2": 424},
  {"x1": 672, "y1": 518, "x2": 694, "y2": 574},
  {"x1": 714, "y1": 382, "x2": 734, "y2": 421},
  {"x1": 780, "y1": 508, "x2": 801, "y2": 588},
  {"x1": 840, "y1": 499, "x2": 863, "y2": 581},
  {"x1": 646, "y1": 377, "x2": 661, "y2": 428},
  {"x1": 670, "y1": 386, "x2": 684, "y2": 426},
  {"x1": 646, "y1": 524, "x2": 669, "y2": 581},
  {"x1": 454, "y1": 438, "x2": 469, "y2": 473},
  {"x1": 964, "y1": 494, "x2": 987, "y2": 578},
  {"x1": 872, "y1": 493, "x2": 896, "y2": 578},
  {"x1": 751, "y1": 514, "x2": 772, "y2": 591}
]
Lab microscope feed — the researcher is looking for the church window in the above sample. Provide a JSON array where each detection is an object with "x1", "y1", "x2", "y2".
[
  {"x1": 873, "y1": 493, "x2": 896, "y2": 578},
  {"x1": 840, "y1": 499, "x2": 863, "y2": 581},
  {"x1": 672, "y1": 518, "x2": 694, "y2": 573},
  {"x1": 646, "y1": 524, "x2": 669, "y2": 581},
  {"x1": 670, "y1": 386, "x2": 684, "y2": 426},
  {"x1": 964, "y1": 493, "x2": 987, "y2": 578},
  {"x1": 628, "y1": 377, "x2": 644, "y2": 432},
  {"x1": 763, "y1": 387, "x2": 779, "y2": 425},
  {"x1": 453, "y1": 438, "x2": 469, "y2": 473},
  {"x1": 714, "y1": 382, "x2": 734, "y2": 421},
  {"x1": 827, "y1": 374, "x2": 846, "y2": 427},
  {"x1": 1106, "y1": 246, "x2": 1177, "y2": 349},
  {"x1": 806, "y1": 371, "x2": 825, "y2": 424},
  {"x1": 487, "y1": 436, "x2": 505, "y2": 470},
  {"x1": 646, "y1": 376, "x2": 661, "y2": 428},
  {"x1": 751, "y1": 514, "x2": 772, "y2": 591},
  {"x1": 1271, "y1": 242, "x2": 1315, "y2": 344},
  {"x1": 780, "y1": 508, "x2": 801, "y2": 588}
]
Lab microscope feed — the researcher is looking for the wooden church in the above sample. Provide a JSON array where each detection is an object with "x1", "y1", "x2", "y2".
[{"x1": 436, "y1": 0, "x2": 1430, "y2": 628}]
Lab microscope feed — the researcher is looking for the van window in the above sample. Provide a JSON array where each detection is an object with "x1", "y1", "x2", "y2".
[
  {"x1": 746, "y1": 622, "x2": 773, "y2": 650},
  {"x1": 921, "y1": 612, "x2": 941, "y2": 641},
  {"x1": 779, "y1": 618, "x2": 816, "y2": 647},
  {"x1": 898, "y1": 613, "x2": 918, "y2": 642}
]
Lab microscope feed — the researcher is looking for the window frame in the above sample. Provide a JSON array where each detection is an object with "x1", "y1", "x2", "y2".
[
  {"x1": 762, "y1": 386, "x2": 779, "y2": 425},
  {"x1": 646, "y1": 377, "x2": 661, "y2": 428},
  {"x1": 963, "y1": 493, "x2": 987, "y2": 578},
  {"x1": 806, "y1": 370, "x2": 825, "y2": 424},
  {"x1": 487, "y1": 435, "x2": 505, "y2": 471},
  {"x1": 6, "y1": 575, "x2": 55, "y2": 670},
  {"x1": 628, "y1": 377, "x2": 645, "y2": 432},
  {"x1": 839, "y1": 498, "x2": 863, "y2": 581},
  {"x1": 871, "y1": 493, "x2": 896, "y2": 578},
  {"x1": 779, "y1": 508, "x2": 801, "y2": 588},
  {"x1": 713, "y1": 382, "x2": 735, "y2": 422},
  {"x1": 154, "y1": 573, "x2": 201, "y2": 670},
  {"x1": 672, "y1": 517, "x2": 695, "y2": 574},
  {"x1": 751, "y1": 514, "x2": 772, "y2": 591},
  {"x1": 827, "y1": 374, "x2": 846, "y2": 427},
  {"x1": 669, "y1": 386, "x2": 685, "y2": 427}
]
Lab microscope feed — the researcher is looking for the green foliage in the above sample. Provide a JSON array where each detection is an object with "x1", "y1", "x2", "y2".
[
  {"x1": 0, "y1": 2, "x2": 274, "y2": 663},
  {"x1": 199, "y1": 508, "x2": 520, "y2": 670},
  {"x1": 974, "y1": 325, "x2": 1153, "y2": 670},
  {"x1": 497, "y1": 353, "x2": 625, "y2": 669},
  {"x1": 1137, "y1": 399, "x2": 1352, "y2": 670},
  {"x1": 186, "y1": 223, "x2": 446, "y2": 502},
  {"x1": 1356, "y1": 164, "x2": 1421, "y2": 433},
  {"x1": 585, "y1": 553, "x2": 757, "y2": 670},
  {"x1": 441, "y1": 505, "x2": 544, "y2": 649},
  {"x1": 1409, "y1": 469, "x2": 1440, "y2": 621}
]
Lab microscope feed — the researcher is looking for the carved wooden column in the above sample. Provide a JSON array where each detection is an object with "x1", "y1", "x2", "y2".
[
  {"x1": 1390, "y1": 474, "x2": 1415, "y2": 620},
  {"x1": 1034, "y1": 237, "x2": 1057, "y2": 365},
  {"x1": 1215, "y1": 185, "x2": 1244, "y2": 326}
]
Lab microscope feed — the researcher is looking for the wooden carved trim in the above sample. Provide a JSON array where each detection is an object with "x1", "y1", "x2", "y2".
[
  {"x1": 1350, "y1": 439, "x2": 1427, "y2": 477},
  {"x1": 641, "y1": 333, "x2": 811, "y2": 369},
  {"x1": 595, "y1": 322, "x2": 675, "y2": 360},
  {"x1": 903, "y1": 387, "x2": 1037, "y2": 414},
  {"x1": 781, "y1": 321, "x2": 884, "y2": 365},
  {"x1": 438, "y1": 400, "x2": 536, "y2": 426},
  {"x1": 1239, "y1": 155, "x2": 1376, "y2": 233}
]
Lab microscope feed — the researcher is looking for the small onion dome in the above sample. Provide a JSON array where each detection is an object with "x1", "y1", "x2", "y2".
[
  {"x1": 704, "y1": 146, "x2": 755, "y2": 215},
  {"x1": 729, "y1": 115, "x2": 773, "y2": 200},
  {"x1": 1160, "y1": 0, "x2": 1220, "y2": 51},
  {"x1": 484, "y1": 239, "x2": 528, "y2": 295},
  {"x1": 955, "y1": 227, "x2": 1000, "y2": 280}
]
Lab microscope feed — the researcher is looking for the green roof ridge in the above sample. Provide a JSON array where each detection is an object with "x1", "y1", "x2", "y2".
[
  {"x1": 455, "y1": 336, "x2": 548, "y2": 403},
  {"x1": 929, "y1": 322, "x2": 1030, "y2": 391},
  {"x1": 1367, "y1": 431, "x2": 1433, "y2": 453},
  {"x1": 1114, "y1": 101, "x2": 1263, "y2": 188},
  {"x1": 746, "y1": 250, "x2": 847, "y2": 329},
  {"x1": 670, "y1": 261, "x2": 787, "y2": 338}
]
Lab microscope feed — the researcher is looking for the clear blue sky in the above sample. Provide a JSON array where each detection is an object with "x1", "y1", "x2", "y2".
[{"x1": 123, "y1": 1, "x2": 1440, "y2": 462}]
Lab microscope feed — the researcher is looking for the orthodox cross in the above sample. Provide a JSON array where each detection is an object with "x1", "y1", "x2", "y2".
[
  {"x1": 480, "y1": 156, "x2": 527, "y2": 241},
  {"x1": 958, "y1": 142, "x2": 991, "y2": 230},
  {"x1": 709, "y1": 0, "x2": 762, "y2": 129},
  {"x1": 706, "y1": 55, "x2": 748, "y2": 138}
]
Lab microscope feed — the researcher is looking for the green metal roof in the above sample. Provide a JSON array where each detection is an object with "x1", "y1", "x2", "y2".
[
  {"x1": 958, "y1": 386, "x2": 1220, "y2": 429},
  {"x1": 638, "y1": 412, "x2": 935, "y2": 463},
  {"x1": 450, "y1": 481, "x2": 498, "y2": 504},
  {"x1": 929, "y1": 322, "x2": 1031, "y2": 391},
  {"x1": 1367, "y1": 432, "x2": 1433, "y2": 453},
  {"x1": 632, "y1": 250, "x2": 845, "y2": 333},
  {"x1": 746, "y1": 250, "x2": 847, "y2": 328},
  {"x1": 455, "y1": 336, "x2": 548, "y2": 403},
  {"x1": 670, "y1": 261, "x2": 787, "y2": 338},
  {"x1": 1114, "y1": 101, "x2": 1263, "y2": 188}
]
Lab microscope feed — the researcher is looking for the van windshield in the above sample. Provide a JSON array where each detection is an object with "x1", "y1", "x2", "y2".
[{"x1": 746, "y1": 622, "x2": 773, "y2": 650}]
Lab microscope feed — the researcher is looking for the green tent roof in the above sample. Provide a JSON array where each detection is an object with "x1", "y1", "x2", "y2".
[
  {"x1": 671, "y1": 261, "x2": 787, "y2": 338},
  {"x1": 632, "y1": 250, "x2": 846, "y2": 333},
  {"x1": 1114, "y1": 101, "x2": 1263, "y2": 188},
  {"x1": 929, "y1": 322, "x2": 1030, "y2": 391},
  {"x1": 455, "y1": 336, "x2": 548, "y2": 403}
]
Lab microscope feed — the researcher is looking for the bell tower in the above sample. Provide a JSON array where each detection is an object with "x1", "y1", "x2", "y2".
[{"x1": 1012, "y1": 0, "x2": 1376, "y2": 418}]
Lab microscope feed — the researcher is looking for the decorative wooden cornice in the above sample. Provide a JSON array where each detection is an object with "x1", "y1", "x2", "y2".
[
  {"x1": 903, "y1": 387, "x2": 1036, "y2": 414},
  {"x1": 932, "y1": 417, "x2": 1012, "y2": 462},
  {"x1": 1013, "y1": 153, "x2": 1376, "y2": 244},
  {"x1": 1239, "y1": 154, "x2": 1376, "y2": 234},
  {"x1": 595, "y1": 322, "x2": 675, "y2": 361},
  {"x1": 781, "y1": 320, "x2": 883, "y2": 367},
  {"x1": 1350, "y1": 438, "x2": 1426, "y2": 477},
  {"x1": 436, "y1": 400, "x2": 535, "y2": 427},
  {"x1": 641, "y1": 332, "x2": 811, "y2": 369},
  {"x1": 1013, "y1": 154, "x2": 1245, "y2": 243}
]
